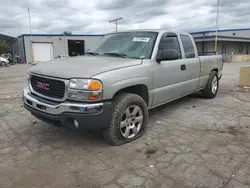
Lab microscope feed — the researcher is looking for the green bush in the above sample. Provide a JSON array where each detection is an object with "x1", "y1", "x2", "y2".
[{"x1": 0, "y1": 43, "x2": 11, "y2": 54}]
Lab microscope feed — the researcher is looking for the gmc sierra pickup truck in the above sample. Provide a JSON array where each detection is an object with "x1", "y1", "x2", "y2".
[{"x1": 23, "y1": 30, "x2": 223, "y2": 145}]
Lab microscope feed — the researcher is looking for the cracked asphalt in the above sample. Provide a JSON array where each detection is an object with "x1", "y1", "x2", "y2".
[{"x1": 0, "y1": 62, "x2": 250, "y2": 188}]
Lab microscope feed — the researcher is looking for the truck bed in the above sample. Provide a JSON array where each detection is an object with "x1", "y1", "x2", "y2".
[{"x1": 198, "y1": 55, "x2": 223, "y2": 89}]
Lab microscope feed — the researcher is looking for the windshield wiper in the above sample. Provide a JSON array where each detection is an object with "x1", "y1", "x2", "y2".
[
  {"x1": 86, "y1": 52, "x2": 99, "y2": 56},
  {"x1": 104, "y1": 52, "x2": 127, "y2": 58}
]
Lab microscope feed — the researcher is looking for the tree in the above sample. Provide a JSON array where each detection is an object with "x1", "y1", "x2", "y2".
[{"x1": 0, "y1": 43, "x2": 11, "y2": 54}]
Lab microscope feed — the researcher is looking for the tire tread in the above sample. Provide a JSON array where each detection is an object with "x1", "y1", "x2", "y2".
[
  {"x1": 201, "y1": 71, "x2": 218, "y2": 98},
  {"x1": 103, "y1": 93, "x2": 148, "y2": 145}
]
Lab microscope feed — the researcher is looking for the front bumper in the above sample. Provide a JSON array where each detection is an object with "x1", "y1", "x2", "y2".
[{"x1": 22, "y1": 86, "x2": 112, "y2": 130}]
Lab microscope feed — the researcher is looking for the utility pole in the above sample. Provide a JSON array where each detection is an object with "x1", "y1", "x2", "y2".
[
  {"x1": 18, "y1": 24, "x2": 22, "y2": 36},
  {"x1": 109, "y1": 17, "x2": 123, "y2": 32},
  {"x1": 63, "y1": 31, "x2": 67, "y2": 56},
  {"x1": 63, "y1": 31, "x2": 71, "y2": 56},
  {"x1": 27, "y1": 8, "x2": 34, "y2": 63},
  {"x1": 215, "y1": 0, "x2": 220, "y2": 55},
  {"x1": 27, "y1": 8, "x2": 32, "y2": 41}
]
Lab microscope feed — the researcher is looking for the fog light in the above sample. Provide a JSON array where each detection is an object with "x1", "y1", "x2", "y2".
[
  {"x1": 88, "y1": 94, "x2": 98, "y2": 100},
  {"x1": 73, "y1": 119, "x2": 79, "y2": 128}
]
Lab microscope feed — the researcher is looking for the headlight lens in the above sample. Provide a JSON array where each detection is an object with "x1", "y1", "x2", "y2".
[
  {"x1": 69, "y1": 79, "x2": 102, "y2": 91},
  {"x1": 68, "y1": 79, "x2": 102, "y2": 101}
]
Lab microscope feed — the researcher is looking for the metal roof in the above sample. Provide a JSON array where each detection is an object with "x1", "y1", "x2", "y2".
[
  {"x1": 193, "y1": 35, "x2": 250, "y2": 41},
  {"x1": 190, "y1": 28, "x2": 250, "y2": 34},
  {"x1": 18, "y1": 29, "x2": 178, "y2": 38},
  {"x1": 18, "y1": 34, "x2": 104, "y2": 38},
  {"x1": 17, "y1": 28, "x2": 250, "y2": 38}
]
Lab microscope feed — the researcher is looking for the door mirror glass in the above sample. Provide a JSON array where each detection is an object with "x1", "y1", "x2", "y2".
[{"x1": 156, "y1": 49, "x2": 179, "y2": 62}]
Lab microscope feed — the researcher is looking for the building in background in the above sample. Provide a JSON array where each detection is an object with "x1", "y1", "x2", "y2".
[
  {"x1": 13, "y1": 34, "x2": 104, "y2": 64},
  {"x1": 191, "y1": 28, "x2": 250, "y2": 61},
  {"x1": 12, "y1": 28, "x2": 250, "y2": 64}
]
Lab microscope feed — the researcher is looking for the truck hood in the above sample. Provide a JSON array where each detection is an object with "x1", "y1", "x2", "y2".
[{"x1": 29, "y1": 56, "x2": 142, "y2": 79}]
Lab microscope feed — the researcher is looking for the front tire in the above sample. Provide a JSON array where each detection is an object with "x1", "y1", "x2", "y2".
[
  {"x1": 1, "y1": 61, "x2": 6, "y2": 66},
  {"x1": 103, "y1": 93, "x2": 149, "y2": 146},
  {"x1": 201, "y1": 71, "x2": 219, "y2": 98}
]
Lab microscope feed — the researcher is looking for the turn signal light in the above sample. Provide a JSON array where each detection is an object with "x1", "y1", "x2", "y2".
[{"x1": 88, "y1": 80, "x2": 102, "y2": 91}]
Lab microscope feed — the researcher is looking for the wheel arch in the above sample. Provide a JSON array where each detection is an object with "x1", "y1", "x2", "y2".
[
  {"x1": 211, "y1": 68, "x2": 218, "y2": 74},
  {"x1": 113, "y1": 84, "x2": 149, "y2": 106}
]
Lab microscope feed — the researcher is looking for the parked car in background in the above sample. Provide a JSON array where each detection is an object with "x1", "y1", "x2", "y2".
[
  {"x1": 22, "y1": 30, "x2": 223, "y2": 145},
  {"x1": 0, "y1": 56, "x2": 9, "y2": 66}
]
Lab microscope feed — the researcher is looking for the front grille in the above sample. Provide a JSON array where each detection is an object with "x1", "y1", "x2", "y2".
[{"x1": 30, "y1": 75, "x2": 65, "y2": 99}]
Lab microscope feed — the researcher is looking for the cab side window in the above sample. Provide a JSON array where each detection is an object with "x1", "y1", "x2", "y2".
[
  {"x1": 180, "y1": 34, "x2": 195, "y2": 58},
  {"x1": 158, "y1": 35, "x2": 181, "y2": 59}
]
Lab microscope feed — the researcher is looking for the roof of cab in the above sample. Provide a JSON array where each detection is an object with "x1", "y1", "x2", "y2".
[{"x1": 107, "y1": 29, "x2": 189, "y2": 36}]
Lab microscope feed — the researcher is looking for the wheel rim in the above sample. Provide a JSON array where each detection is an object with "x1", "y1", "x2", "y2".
[
  {"x1": 120, "y1": 105, "x2": 143, "y2": 139},
  {"x1": 211, "y1": 76, "x2": 218, "y2": 94}
]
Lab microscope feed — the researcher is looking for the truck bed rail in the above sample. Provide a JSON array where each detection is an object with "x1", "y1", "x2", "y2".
[{"x1": 198, "y1": 51, "x2": 216, "y2": 56}]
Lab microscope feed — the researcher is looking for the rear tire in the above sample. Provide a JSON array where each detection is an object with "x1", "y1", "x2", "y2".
[
  {"x1": 201, "y1": 71, "x2": 219, "y2": 98},
  {"x1": 103, "y1": 93, "x2": 149, "y2": 146}
]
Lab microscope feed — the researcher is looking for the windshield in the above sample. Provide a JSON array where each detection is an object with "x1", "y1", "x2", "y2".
[{"x1": 88, "y1": 32, "x2": 158, "y2": 59}]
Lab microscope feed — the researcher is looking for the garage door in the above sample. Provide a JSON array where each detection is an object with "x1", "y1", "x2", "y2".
[{"x1": 32, "y1": 43, "x2": 54, "y2": 62}]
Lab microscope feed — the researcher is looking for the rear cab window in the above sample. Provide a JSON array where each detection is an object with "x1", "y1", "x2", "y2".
[
  {"x1": 158, "y1": 34, "x2": 182, "y2": 59},
  {"x1": 180, "y1": 34, "x2": 195, "y2": 58}
]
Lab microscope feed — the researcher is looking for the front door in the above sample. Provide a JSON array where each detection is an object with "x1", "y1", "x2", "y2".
[{"x1": 153, "y1": 34, "x2": 187, "y2": 106}]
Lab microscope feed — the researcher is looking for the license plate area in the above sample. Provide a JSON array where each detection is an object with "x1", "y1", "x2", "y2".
[{"x1": 36, "y1": 104, "x2": 46, "y2": 111}]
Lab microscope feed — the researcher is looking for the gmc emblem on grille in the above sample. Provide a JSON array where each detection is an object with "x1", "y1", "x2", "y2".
[{"x1": 36, "y1": 81, "x2": 49, "y2": 90}]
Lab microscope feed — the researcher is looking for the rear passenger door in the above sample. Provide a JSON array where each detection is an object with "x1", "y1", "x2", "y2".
[
  {"x1": 153, "y1": 33, "x2": 188, "y2": 106},
  {"x1": 180, "y1": 34, "x2": 200, "y2": 94}
]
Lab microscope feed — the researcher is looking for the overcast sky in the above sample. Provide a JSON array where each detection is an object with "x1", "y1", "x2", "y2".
[{"x1": 1, "y1": 0, "x2": 249, "y2": 36}]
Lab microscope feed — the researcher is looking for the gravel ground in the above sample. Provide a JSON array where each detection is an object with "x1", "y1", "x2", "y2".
[{"x1": 0, "y1": 62, "x2": 250, "y2": 188}]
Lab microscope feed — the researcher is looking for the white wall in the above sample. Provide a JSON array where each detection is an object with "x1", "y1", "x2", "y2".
[
  {"x1": 23, "y1": 35, "x2": 103, "y2": 63},
  {"x1": 217, "y1": 41, "x2": 250, "y2": 55},
  {"x1": 195, "y1": 40, "x2": 250, "y2": 55}
]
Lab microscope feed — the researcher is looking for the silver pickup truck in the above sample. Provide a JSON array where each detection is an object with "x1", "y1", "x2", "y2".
[{"x1": 23, "y1": 30, "x2": 223, "y2": 145}]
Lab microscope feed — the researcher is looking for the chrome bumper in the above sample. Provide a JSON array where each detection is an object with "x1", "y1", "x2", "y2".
[{"x1": 22, "y1": 86, "x2": 103, "y2": 115}]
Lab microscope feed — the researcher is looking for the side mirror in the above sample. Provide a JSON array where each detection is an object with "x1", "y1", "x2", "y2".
[{"x1": 156, "y1": 49, "x2": 179, "y2": 63}]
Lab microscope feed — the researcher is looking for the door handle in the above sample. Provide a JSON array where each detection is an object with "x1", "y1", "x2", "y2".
[{"x1": 181, "y1": 64, "x2": 186, "y2": 71}]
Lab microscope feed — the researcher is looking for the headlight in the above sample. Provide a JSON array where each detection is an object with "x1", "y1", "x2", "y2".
[
  {"x1": 69, "y1": 79, "x2": 102, "y2": 91},
  {"x1": 68, "y1": 79, "x2": 102, "y2": 101}
]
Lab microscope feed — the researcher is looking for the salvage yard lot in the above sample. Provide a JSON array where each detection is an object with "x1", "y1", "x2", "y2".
[{"x1": 0, "y1": 62, "x2": 250, "y2": 188}]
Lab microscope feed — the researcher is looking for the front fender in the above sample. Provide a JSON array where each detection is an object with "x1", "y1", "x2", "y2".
[
  {"x1": 92, "y1": 60, "x2": 154, "y2": 103},
  {"x1": 107, "y1": 76, "x2": 152, "y2": 99}
]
